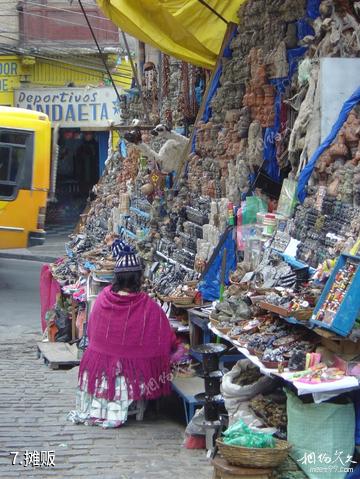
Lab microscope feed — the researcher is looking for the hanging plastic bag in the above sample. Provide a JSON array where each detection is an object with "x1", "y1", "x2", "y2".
[
  {"x1": 277, "y1": 179, "x2": 298, "y2": 218},
  {"x1": 237, "y1": 197, "x2": 267, "y2": 251}
]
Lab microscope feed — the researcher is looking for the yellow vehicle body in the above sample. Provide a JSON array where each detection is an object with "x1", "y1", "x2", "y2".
[{"x1": 0, "y1": 106, "x2": 51, "y2": 249}]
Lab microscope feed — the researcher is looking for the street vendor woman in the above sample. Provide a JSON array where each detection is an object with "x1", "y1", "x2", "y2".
[{"x1": 68, "y1": 240, "x2": 183, "y2": 428}]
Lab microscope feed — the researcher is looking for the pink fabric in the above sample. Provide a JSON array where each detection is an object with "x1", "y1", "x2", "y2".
[
  {"x1": 39, "y1": 264, "x2": 61, "y2": 333},
  {"x1": 79, "y1": 286, "x2": 176, "y2": 401}
]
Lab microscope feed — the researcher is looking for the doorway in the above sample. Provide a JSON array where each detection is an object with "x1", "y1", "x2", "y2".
[{"x1": 46, "y1": 129, "x2": 100, "y2": 226}]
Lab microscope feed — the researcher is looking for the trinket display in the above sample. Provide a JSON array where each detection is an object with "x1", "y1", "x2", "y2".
[
  {"x1": 289, "y1": 363, "x2": 346, "y2": 384},
  {"x1": 35, "y1": 5, "x2": 360, "y2": 475},
  {"x1": 290, "y1": 193, "x2": 360, "y2": 268},
  {"x1": 314, "y1": 259, "x2": 357, "y2": 325}
]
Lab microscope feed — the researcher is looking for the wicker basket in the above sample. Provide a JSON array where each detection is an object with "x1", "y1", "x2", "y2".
[
  {"x1": 216, "y1": 438, "x2": 291, "y2": 468},
  {"x1": 168, "y1": 296, "x2": 194, "y2": 306}
]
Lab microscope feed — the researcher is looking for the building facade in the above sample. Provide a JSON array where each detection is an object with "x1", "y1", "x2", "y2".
[{"x1": 0, "y1": 0, "x2": 133, "y2": 225}]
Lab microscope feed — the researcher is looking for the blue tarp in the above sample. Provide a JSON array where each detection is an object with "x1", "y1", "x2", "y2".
[
  {"x1": 202, "y1": 28, "x2": 237, "y2": 124},
  {"x1": 297, "y1": 86, "x2": 360, "y2": 202},
  {"x1": 198, "y1": 228, "x2": 237, "y2": 301},
  {"x1": 307, "y1": 0, "x2": 321, "y2": 19},
  {"x1": 263, "y1": 88, "x2": 282, "y2": 182},
  {"x1": 263, "y1": 47, "x2": 307, "y2": 182},
  {"x1": 297, "y1": 18, "x2": 314, "y2": 39}
]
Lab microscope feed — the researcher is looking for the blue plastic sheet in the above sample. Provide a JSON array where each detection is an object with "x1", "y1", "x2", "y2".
[
  {"x1": 198, "y1": 229, "x2": 237, "y2": 301},
  {"x1": 297, "y1": 86, "x2": 360, "y2": 202},
  {"x1": 263, "y1": 88, "x2": 282, "y2": 182},
  {"x1": 287, "y1": 46, "x2": 308, "y2": 79},
  {"x1": 307, "y1": 0, "x2": 321, "y2": 19},
  {"x1": 346, "y1": 466, "x2": 360, "y2": 479},
  {"x1": 297, "y1": 19, "x2": 314, "y2": 40},
  {"x1": 201, "y1": 27, "x2": 237, "y2": 124},
  {"x1": 262, "y1": 47, "x2": 307, "y2": 182}
]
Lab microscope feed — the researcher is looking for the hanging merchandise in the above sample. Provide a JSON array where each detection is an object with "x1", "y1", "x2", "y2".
[
  {"x1": 297, "y1": 87, "x2": 360, "y2": 202},
  {"x1": 237, "y1": 196, "x2": 267, "y2": 251},
  {"x1": 31, "y1": 3, "x2": 360, "y2": 477}
]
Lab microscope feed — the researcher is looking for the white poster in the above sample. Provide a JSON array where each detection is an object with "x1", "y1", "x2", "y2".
[
  {"x1": 320, "y1": 58, "x2": 360, "y2": 141},
  {"x1": 14, "y1": 87, "x2": 122, "y2": 127}
]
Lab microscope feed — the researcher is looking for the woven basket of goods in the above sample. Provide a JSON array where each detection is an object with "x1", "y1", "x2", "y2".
[
  {"x1": 216, "y1": 439, "x2": 291, "y2": 468},
  {"x1": 168, "y1": 296, "x2": 194, "y2": 306}
]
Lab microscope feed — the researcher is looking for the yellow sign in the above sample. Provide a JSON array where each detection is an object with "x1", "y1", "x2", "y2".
[{"x1": 0, "y1": 55, "x2": 21, "y2": 106}]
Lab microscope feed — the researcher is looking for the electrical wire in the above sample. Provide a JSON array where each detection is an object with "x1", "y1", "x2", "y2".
[
  {"x1": 0, "y1": 32, "x2": 132, "y2": 81},
  {"x1": 15, "y1": 0, "x2": 117, "y2": 23},
  {"x1": 77, "y1": 0, "x2": 122, "y2": 104},
  {"x1": 0, "y1": 9, "x2": 120, "y2": 36},
  {"x1": 0, "y1": 42, "x2": 131, "y2": 85}
]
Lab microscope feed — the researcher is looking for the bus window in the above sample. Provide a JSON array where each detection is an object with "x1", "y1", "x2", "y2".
[
  {"x1": 0, "y1": 131, "x2": 28, "y2": 145},
  {"x1": 0, "y1": 145, "x2": 10, "y2": 180},
  {"x1": 0, "y1": 129, "x2": 34, "y2": 200}
]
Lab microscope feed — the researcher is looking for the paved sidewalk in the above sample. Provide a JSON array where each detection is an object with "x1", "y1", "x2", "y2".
[
  {"x1": 0, "y1": 332, "x2": 212, "y2": 479},
  {"x1": 0, "y1": 224, "x2": 73, "y2": 262}
]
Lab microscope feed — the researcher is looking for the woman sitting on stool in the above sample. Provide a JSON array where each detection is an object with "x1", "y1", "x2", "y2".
[{"x1": 68, "y1": 241, "x2": 183, "y2": 428}]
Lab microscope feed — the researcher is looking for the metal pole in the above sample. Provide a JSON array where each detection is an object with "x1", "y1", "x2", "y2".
[{"x1": 196, "y1": 0, "x2": 228, "y2": 24}]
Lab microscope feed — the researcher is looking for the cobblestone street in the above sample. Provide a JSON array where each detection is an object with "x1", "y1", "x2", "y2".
[{"x1": 0, "y1": 332, "x2": 211, "y2": 479}]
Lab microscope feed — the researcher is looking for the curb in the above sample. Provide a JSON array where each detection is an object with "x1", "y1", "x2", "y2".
[{"x1": 0, "y1": 252, "x2": 58, "y2": 263}]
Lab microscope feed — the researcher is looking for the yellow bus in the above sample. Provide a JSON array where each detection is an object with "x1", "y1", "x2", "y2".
[{"x1": 0, "y1": 107, "x2": 51, "y2": 249}]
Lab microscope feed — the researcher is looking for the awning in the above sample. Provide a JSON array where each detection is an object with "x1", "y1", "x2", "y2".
[{"x1": 97, "y1": 0, "x2": 246, "y2": 69}]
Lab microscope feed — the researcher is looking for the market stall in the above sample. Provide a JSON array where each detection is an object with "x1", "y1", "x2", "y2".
[{"x1": 37, "y1": 0, "x2": 360, "y2": 476}]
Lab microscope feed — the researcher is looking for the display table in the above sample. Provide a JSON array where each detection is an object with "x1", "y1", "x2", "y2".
[
  {"x1": 188, "y1": 308, "x2": 244, "y2": 366},
  {"x1": 172, "y1": 376, "x2": 205, "y2": 424},
  {"x1": 208, "y1": 323, "x2": 360, "y2": 400}
]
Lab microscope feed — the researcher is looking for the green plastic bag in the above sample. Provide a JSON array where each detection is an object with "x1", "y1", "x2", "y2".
[
  {"x1": 223, "y1": 420, "x2": 249, "y2": 437},
  {"x1": 286, "y1": 390, "x2": 355, "y2": 479},
  {"x1": 223, "y1": 420, "x2": 275, "y2": 449},
  {"x1": 242, "y1": 196, "x2": 267, "y2": 225},
  {"x1": 277, "y1": 179, "x2": 298, "y2": 218}
]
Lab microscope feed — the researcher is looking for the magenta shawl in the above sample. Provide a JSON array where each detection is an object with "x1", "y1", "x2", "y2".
[
  {"x1": 39, "y1": 264, "x2": 61, "y2": 332},
  {"x1": 79, "y1": 286, "x2": 174, "y2": 401}
]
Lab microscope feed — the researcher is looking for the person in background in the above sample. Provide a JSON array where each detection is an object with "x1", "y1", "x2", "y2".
[{"x1": 68, "y1": 240, "x2": 184, "y2": 428}]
